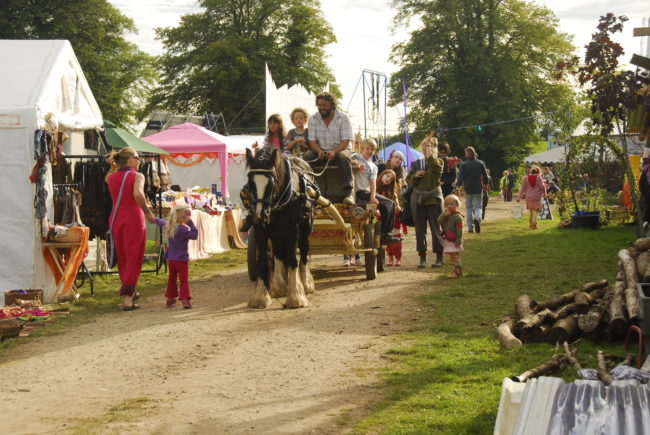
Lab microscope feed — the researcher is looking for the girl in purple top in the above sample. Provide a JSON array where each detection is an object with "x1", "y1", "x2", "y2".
[{"x1": 155, "y1": 203, "x2": 198, "y2": 308}]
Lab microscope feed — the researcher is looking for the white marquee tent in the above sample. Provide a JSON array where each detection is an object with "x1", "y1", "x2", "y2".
[{"x1": 0, "y1": 40, "x2": 103, "y2": 304}]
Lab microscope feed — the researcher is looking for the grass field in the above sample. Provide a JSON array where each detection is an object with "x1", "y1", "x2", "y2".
[{"x1": 353, "y1": 218, "x2": 636, "y2": 434}]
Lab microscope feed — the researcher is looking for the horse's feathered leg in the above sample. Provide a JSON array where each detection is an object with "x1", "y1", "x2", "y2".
[
  {"x1": 284, "y1": 266, "x2": 309, "y2": 308},
  {"x1": 248, "y1": 225, "x2": 272, "y2": 309},
  {"x1": 270, "y1": 258, "x2": 287, "y2": 298}
]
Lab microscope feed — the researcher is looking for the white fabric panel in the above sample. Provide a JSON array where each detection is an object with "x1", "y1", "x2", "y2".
[
  {"x1": 186, "y1": 210, "x2": 242, "y2": 260},
  {"x1": 0, "y1": 129, "x2": 37, "y2": 304},
  {"x1": 265, "y1": 64, "x2": 318, "y2": 129}
]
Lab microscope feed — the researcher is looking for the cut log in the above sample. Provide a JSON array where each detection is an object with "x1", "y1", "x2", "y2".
[
  {"x1": 636, "y1": 250, "x2": 650, "y2": 282},
  {"x1": 574, "y1": 287, "x2": 605, "y2": 315},
  {"x1": 551, "y1": 315, "x2": 579, "y2": 344},
  {"x1": 628, "y1": 247, "x2": 639, "y2": 258},
  {"x1": 515, "y1": 294, "x2": 531, "y2": 318},
  {"x1": 510, "y1": 346, "x2": 566, "y2": 382},
  {"x1": 633, "y1": 237, "x2": 650, "y2": 251},
  {"x1": 578, "y1": 294, "x2": 611, "y2": 333},
  {"x1": 616, "y1": 261, "x2": 625, "y2": 282},
  {"x1": 619, "y1": 249, "x2": 639, "y2": 289},
  {"x1": 538, "y1": 324, "x2": 552, "y2": 343},
  {"x1": 609, "y1": 281, "x2": 629, "y2": 336},
  {"x1": 625, "y1": 287, "x2": 640, "y2": 323},
  {"x1": 516, "y1": 308, "x2": 554, "y2": 341},
  {"x1": 530, "y1": 280, "x2": 608, "y2": 311},
  {"x1": 553, "y1": 303, "x2": 578, "y2": 321},
  {"x1": 597, "y1": 350, "x2": 614, "y2": 386},
  {"x1": 496, "y1": 318, "x2": 522, "y2": 348}
]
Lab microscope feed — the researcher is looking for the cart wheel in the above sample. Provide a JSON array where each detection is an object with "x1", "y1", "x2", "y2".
[
  {"x1": 364, "y1": 223, "x2": 377, "y2": 280},
  {"x1": 247, "y1": 229, "x2": 258, "y2": 282},
  {"x1": 374, "y1": 221, "x2": 385, "y2": 273}
]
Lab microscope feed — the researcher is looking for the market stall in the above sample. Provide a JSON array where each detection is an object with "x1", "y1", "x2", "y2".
[
  {"x1": 0, "y1": 40, "x2": 103, "y2": 304},
  {"x1": 142, "y1": 124, "x2": 248, "y2": 257}
]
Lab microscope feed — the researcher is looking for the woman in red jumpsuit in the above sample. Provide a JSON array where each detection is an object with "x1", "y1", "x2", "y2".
[{"x1": 107, "y1": 147, "x2": 155, "y2": 310}]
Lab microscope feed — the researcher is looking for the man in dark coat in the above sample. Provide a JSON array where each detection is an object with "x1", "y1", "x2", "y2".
[{"x1": 456, "y1": 147, "x2": 489, "y2": 233}]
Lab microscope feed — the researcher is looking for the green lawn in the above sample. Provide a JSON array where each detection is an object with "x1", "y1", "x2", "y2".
[{"x1": 353, "y1": 218, "x2": 635, "y2": 434}]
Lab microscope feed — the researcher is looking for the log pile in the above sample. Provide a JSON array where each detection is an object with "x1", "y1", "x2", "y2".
[{"x1": 497, "y1": 237, "x2": 650, "y2": 347}]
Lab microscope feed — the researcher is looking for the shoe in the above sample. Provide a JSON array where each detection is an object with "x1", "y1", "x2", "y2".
[
  {"x1": 468, "y1": 228, "x2": 474, "y2": 233},
  {"x1": 122, "y1": 304, "x2": 140, "y2": 311},
  {"x1": 239, "y1": 215, "x2": 253, "y2": 232},
  {"x1": 387, "y1": 257, "x2": 394, "y2": 266},
  {"x1": 182, "y1": 299, "x2": 192, "y2": 309},
  {"x1": 343, "y1": 257, "x2": 351, "y2": 267},
  {"x1": 349, "y1": 257, "x2": 356, "y2": 266},
  {"x1": 133, "y1": 292, "x2": 141, "y2": 302},
  {"x1": 166, "y1": 298, "x2": 176, "y2": 307},
  {"x1": 342, "y1": 193, "x2": 355, "y2": 205},
  {"x1": 381, "y1": 235, "x2": 401, "y2": 245},
  {"x1": 417, "y1": 256, "x2": 426, "y2": 269},
  {"x1": 431, "y1": 253, "x2": 443, "y2": 268},
  {"x1": 395, "y1": 258, "x2": 401, "y2": 266},
  {"x1": 474, "y1": 218, "x2": 481, "y2": 233}
]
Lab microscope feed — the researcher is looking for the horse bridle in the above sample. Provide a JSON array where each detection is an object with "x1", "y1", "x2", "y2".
[{"x1": 246, "y1": 157, "x2": 294, "y2": 221}]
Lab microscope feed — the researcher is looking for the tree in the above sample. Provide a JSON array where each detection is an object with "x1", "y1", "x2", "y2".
[
  {"x1": 150, "y1": 0, "x2": 340, "y2": 133},
  {"x1": 558, "y1": 14, "x2": 650, "y2": 234},
  {"x1": 389, "y1": 0, "x2": 576, "y2": 173},
  {"x1": 0, "y1": 0, "x2": 156, "y2": 128}
]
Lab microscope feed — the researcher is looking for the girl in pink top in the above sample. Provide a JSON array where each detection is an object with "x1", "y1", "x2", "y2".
[
  {"x1": 263, "y1": 114, "x2": 286, "y2": 152},
  {"x1": 517, "y1": 166, "x2": 547, "y2": 229}
]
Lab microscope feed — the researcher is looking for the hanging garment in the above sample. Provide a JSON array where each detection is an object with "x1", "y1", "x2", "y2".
[{"x1": 74, "y1": 160, "x2": 113, "y2": 238}]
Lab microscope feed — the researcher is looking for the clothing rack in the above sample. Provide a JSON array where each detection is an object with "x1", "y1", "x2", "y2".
[{"x1": 58, "y1": 153, "x2": 166, "y2": 277}]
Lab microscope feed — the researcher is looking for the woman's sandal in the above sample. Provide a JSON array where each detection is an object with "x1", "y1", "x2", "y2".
[
  {"x1": 122, "y1": 304, "x2": 140, "y2": 311},
  {"x1": 133, "y1": 292, "x2": 141, "y2": 302}
]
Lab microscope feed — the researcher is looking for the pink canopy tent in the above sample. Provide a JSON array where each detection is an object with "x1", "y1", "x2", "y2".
[{"x1": 142, "y1": 123, "x2": 249, "y2": 198}]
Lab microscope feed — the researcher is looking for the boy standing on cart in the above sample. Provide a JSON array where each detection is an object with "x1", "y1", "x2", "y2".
[
  {"x1": 352, "y1": 138, "x2": 401, "y2": 245},
  {"x1": 304, "y1": 92, "x2": 355, "y2": 205}
]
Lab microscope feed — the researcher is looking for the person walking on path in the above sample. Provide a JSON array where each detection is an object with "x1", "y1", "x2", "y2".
[
  {"x1": 517, "y1": 165, "x2": 547, "y2": 229},
  {"x1": 406, "y1": 133, "x2": 445, "y2": 269},
  {"x1": 438, "y1": 142, "x2": 458, "y2": 198},
  {"x1": 106, "y1": 147, "x2": 155, "y2": 311},
  {"x1": 455, "y1": 147, "x2": 488, "y2": 233},
  {"x1": 305, "y1": 92, "x2": 355, "y2": 205},
  {"x1": 482, "y1": 168, "x2": 492, "y2": 220},
  {"x1": 155, "y1": 203, "x2": 198, "y2": 309},
  {"x1": 500, "y1": 170, "x2": 509, "y2": 201},
  {"x1": 438, "y1": 194, "x2": 464, "y2": 279},
  {"x1": 506, "y1": 168, "x2": 515, "y2": 201}
]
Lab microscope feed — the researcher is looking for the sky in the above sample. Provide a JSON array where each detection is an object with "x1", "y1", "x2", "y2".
[{"x1": 108, "y1": 0, "x2": 649, "y2": 134}]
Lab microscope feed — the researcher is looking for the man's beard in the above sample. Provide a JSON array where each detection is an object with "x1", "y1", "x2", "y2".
[{"x1": 319, "y1": 108, "x2": 332, "y2": 118}]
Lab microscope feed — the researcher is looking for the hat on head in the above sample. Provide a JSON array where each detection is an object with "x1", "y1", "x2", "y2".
[{"x1": 389, "y1": 150, "x2": 404, "y2": 160}]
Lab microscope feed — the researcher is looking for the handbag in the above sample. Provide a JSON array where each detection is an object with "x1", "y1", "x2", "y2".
[
  {"x1": 399, "y1": 187, "x2": 415, "y2": 227},
  {"x1": 106, "y1": 171, "x2": 131, "y2": 268}
]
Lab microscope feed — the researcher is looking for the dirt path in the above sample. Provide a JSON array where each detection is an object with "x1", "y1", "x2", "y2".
[{"x1": 0, "y1": 199, "x2": 515, "y2": 434}]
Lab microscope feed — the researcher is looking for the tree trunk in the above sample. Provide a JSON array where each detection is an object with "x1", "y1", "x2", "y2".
[
  {"x1": 496, "y1": 318, "x2": 522, "y2": 348},
  {"x1": 553, "y1": 302, "x2": 578, "y2": 321},
  {"x1": 609, "y1": 280, "x2": 629, "y2": 336},
  {"x1": 516, "y1": 308, "x2": 554, "y2": 341},
  {"x1": 574, "y1": 287, "x2": 605, "y2": 314},
  {"x1": 619, "y1": 249, "x2": 639, "y2": 289},
  {"x1": 513, "y1": 294, "x2": 532, "y2": 336},
  {"x1": 551, "y1": 315, "x2": 579, "y2": 344}
]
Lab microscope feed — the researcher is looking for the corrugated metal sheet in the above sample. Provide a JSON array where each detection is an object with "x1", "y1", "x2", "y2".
[{"x1": 495, "y1": 376, "x2": 650, "y2": 435}]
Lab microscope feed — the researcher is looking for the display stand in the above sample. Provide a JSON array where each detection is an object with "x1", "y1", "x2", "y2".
[
  {"x1": 42, "y1": 241, "x2": 84, "y2": 301},
  {"x1": 56, "y1": 153, "x2": 165, "y2": 280}
]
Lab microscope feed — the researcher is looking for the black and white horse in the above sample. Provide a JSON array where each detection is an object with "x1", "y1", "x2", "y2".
[{"x1": 243, "y1": 147, "x2": 315, "y2": 308}]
